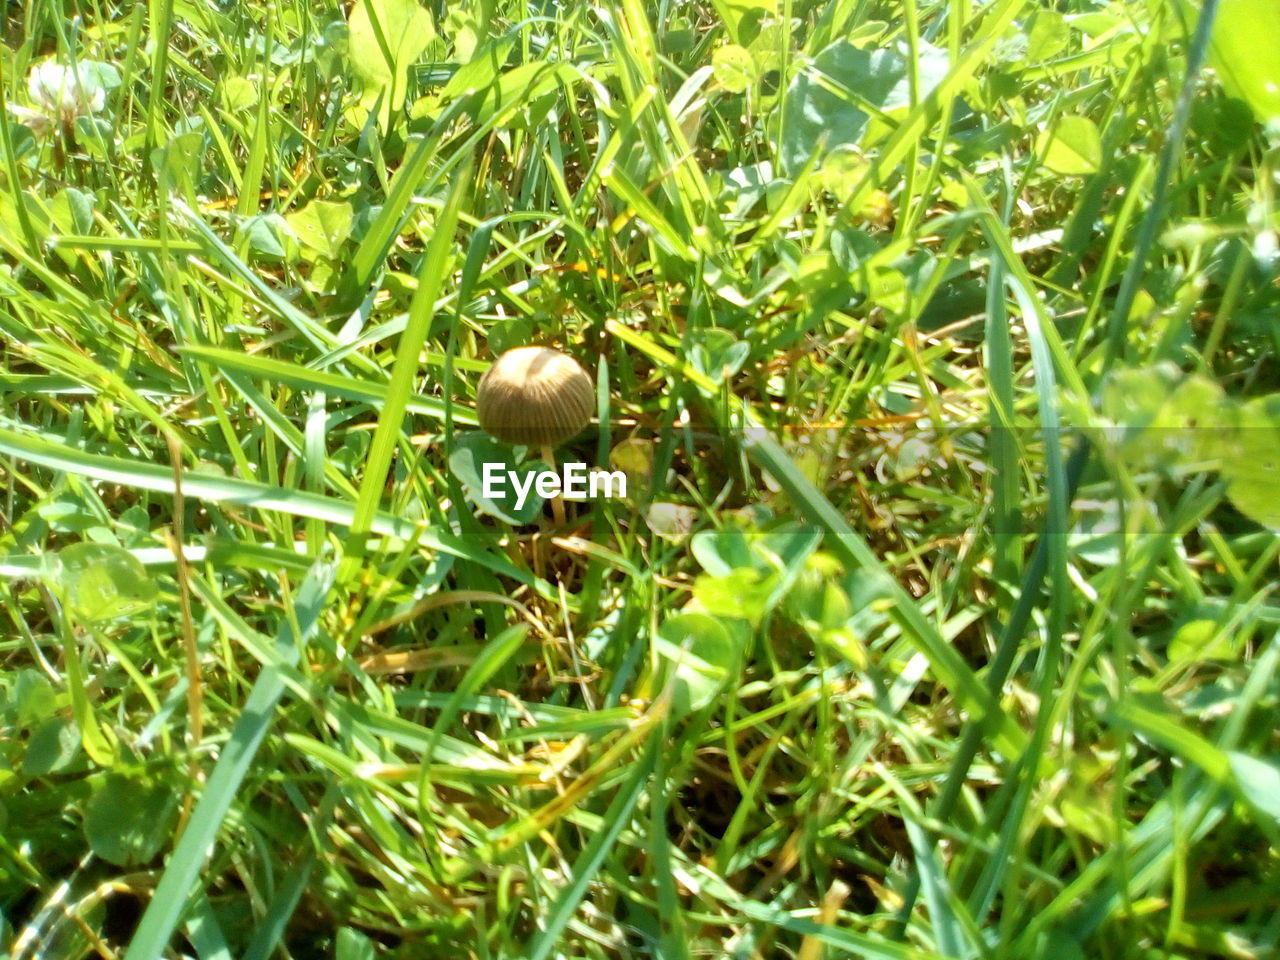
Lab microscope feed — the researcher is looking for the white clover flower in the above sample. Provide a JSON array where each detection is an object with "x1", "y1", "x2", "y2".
[
  {"x1": 28, "y1": 60, "x2": 106, "y2": 117},
  {"x1": 10, "y1": 59, "x2": 118, "y2": 139}
]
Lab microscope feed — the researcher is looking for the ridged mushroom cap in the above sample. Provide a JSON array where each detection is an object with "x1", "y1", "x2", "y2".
[{"x1": 476, "y1": 346, "x2": 594, "y2": 447}]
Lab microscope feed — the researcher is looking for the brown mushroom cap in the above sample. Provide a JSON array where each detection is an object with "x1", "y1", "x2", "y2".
[{"x1": 476, "y1": 346, "x2": 595, "y2": 447}]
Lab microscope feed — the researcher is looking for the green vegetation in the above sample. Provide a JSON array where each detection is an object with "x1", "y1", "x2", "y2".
[{"x1": 1, "y1": 0, "x2": 1278, "y2": 957}]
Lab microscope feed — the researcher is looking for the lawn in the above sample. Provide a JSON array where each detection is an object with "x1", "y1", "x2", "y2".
[{"x1": 1, "y1": 0, "x2": 1278, "y2": 957}]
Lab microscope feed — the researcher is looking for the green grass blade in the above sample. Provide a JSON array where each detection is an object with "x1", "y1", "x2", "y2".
[
  {"x1": 178, "y1": 345, "x2": 479, "y2": 424},
  {"x1": 344, "y1": 156, "x2": 471, "y2": 568},
  {"x1": 0, "y1": 426, "x2": 541, "y2": 588},
  {"x1": 523, "y1": 735, "x2": 661, "y2": 960},
  {"x1": 121, "y1": 561, "x2": 336, "y2": 960},
  {"x1": 743, "y1": 427, "x2": 1025, "y2": 758}
]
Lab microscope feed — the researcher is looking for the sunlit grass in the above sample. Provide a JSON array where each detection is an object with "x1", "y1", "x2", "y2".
[{"x1": 1, "y1": 0, "x2": 1278, "y2": 957}]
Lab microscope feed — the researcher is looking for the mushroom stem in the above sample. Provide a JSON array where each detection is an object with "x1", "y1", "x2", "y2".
[{"x1": 542, "y1": 445, "x2": 566, "y2": 526}]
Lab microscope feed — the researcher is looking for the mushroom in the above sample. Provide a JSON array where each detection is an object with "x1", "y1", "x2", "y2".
[{"x1": 476, "y1": 346, "x2": 594, "y2": 524}]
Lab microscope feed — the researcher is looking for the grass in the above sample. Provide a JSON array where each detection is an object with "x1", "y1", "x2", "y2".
[{"x1": 1, "y1": 0, "x2": 1279, "y2": 957}]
